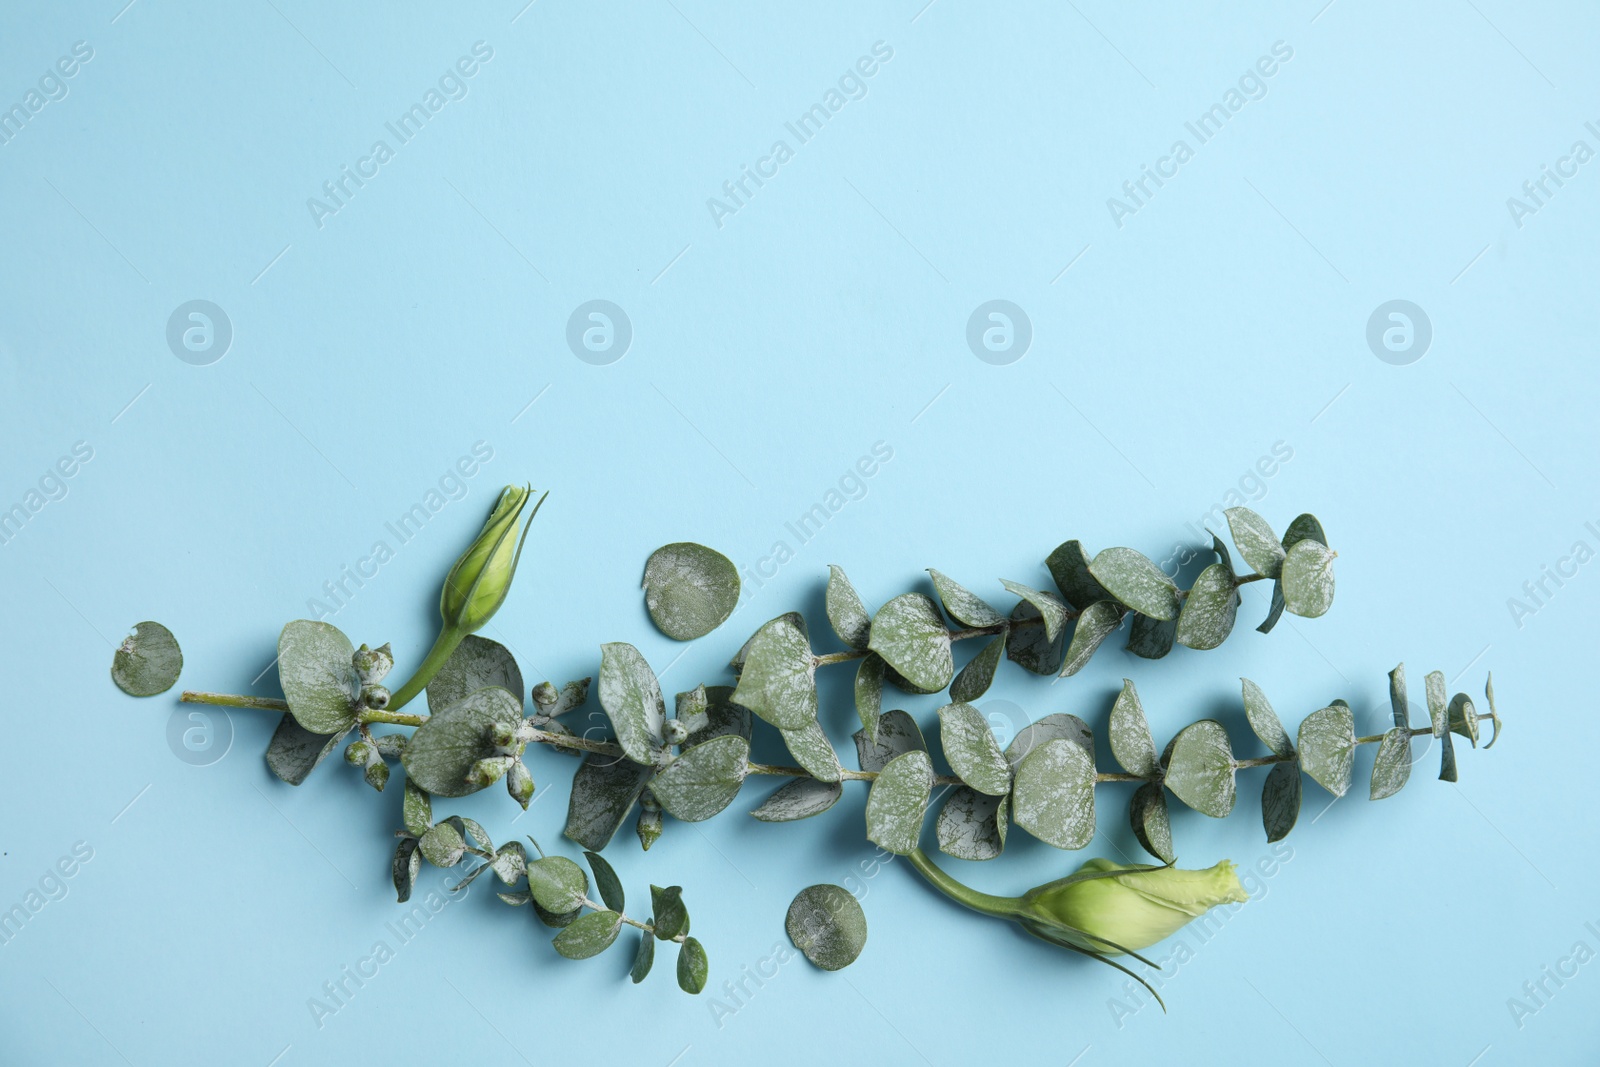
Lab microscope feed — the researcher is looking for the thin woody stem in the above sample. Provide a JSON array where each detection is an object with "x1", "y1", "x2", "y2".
[{"x1": 579, "y1": 895, "x2": 687, "y2": 943}]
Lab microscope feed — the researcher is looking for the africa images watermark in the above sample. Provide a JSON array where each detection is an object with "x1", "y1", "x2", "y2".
[
  {"x1": 0, "y1": 440, "x2": 95, "y2": 549},
  {"x1": 706, "y1": 41, "x2": 895, "y2": 229},
  {"x1": 1504, "y1": 520, "x2": 1600, "y2": 630},
  {"x1": 306, "y1": 41, "x2": 495, "y2": 229},
  {"x1": 0, "y1": 40, "x2": 94, "y2": 148},
  {"x1": 1505, "y1": 121, "x2": 1600, "y2": 230},
  {"x1": 1106, "y1": 41, "x2": 1295, "y2": 229},
  {"x1": 1506, "y1": 920, "x2": 1600, "y2": 1030}
]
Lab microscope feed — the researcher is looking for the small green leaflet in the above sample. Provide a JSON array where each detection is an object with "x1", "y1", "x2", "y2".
[
  {"x1": 111, "y1": 621, "x2": 183, "y2": 697},
  {"x1": 867, "y1": 593, "x2": 953, "y2": 693},
  {"x1": 1107, "y1": 680, "x2": 1158, "y2": 778},
  {"x1": 936, "y1": 702, "x2": 1012, "y2": 796},
  {"x1": 1088, "y1": 548, "x2": 1180, "y2": 621},
  {"x1": 598, "y1": 642, "x2": 666, "y2": 764},
  {"x1": 643, "y1": 542, "x2": 740, "y2": 641},
  {"x1": 1010, "y1": 738, "x2": 1095, "y2": 850},
  {"x1": 677, "y1": 937, "x2": 709, "y2": 993},
  {"x1": 750, "y1": 777, "x2": 844, "y2": 822},
  {"x1": 928, "y1": 569, "x2": 1005, "y2": 628},
  {"x1": 1261, "y1": 760, "x2": 1300, "y2": 842},
  {"x1": 553, "y1": 910, "x2": 622, "y2": 959},
  {"x1": 400, "y1": 687, "x2": 523, "y2": 798},
  {"x1": 1175, "y1": 563, "x2": 1237, "y2": 650},
  {"x1": 1297, "y1": 705, "x2": 1356, "y2": 797},
  {"x1": 649, "y1": 735, "x2": 749, "y2": 822},
  {"x1": 1281, "y1": 539, "x2": 1335, "y2": 618},
  {"x1": 865, "y1": 750, "x2": 932, "y2": 855},
  {"x1": 1224, "y1": 507, "x2": 1285, "y2": 578},
  {"x1": 730, "y1": 614, "x2": 818, "y2": 731},
  {"x1": 277, "y1": 620, "x2": 360, "y2": 734},
  {"x1": 826, "y1": 565, "x2": 873, "y2": 649},
  {"x1": 426, "y1": 634, "x2": 523, "y2": 715},
  {"x1": 1164, "y1": 720, "x2": 1236, "y2": 817},
  {"x1": 1241, "y1": 678, "x2": 1293, "y2": 758}
]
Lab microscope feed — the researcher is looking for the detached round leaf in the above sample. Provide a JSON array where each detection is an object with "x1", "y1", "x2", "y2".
[
  {"x1": 786, "y1": 884, "x2": 868, "y2": 971},
  {"x1": 278, "y1": 620, "x2": 360, "y2": 734},
  {"x1": 112, "y1": 621, "x2": 183, "y2": 697},
  {"x1": 1281, "y1": 539, "x2": 1336, "y2": 618},
  {"x1": 643, "y1": 542, "x2": 740, "y2": 641}
]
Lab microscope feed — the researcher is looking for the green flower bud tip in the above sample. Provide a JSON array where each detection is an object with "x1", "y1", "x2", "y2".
[
  {"x1": 344, "y1": 740, "x2": 373, "y2": 765},
  {"x1": 468, "y1": 756, "x2": 512, "y2": 788},
  {"x1": 531, "y1": 681, "x2": 558, "y2": 709},
  {"x1": 364, "y1": 761, "x2": 390, "y2": 792},
  {"x1": 1024, "y1": 858, "x2": 1248, "y2": 955},
  {"x1": 439, "y1": 485, "x2": 546, "y2": 635},
  {"x1": 507, "y1": 761, "x2": 534, "y2": 809},
  {"x1": 361, "y1": 684, "x2": 390, "y2": 710},
  {"x1": 353, "y1": 643, "x2": 394, "y2": 684}
]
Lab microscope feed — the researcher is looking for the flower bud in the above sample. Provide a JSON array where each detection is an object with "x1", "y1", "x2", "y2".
[
  {"x1": 531, "y1": 681, "x2": 558, "y2": 710},
  {"x1": 467, "y1": 755, "x2": 513, "y2": 788},
  {"x1": 662, "y1": 719, "x2": 689, "y2": 746},
  {"x1": 364, "y1": 760, "x2": 390, "y2": 792},
  {"x1": 506, "y1": 760, "x2": 534, "y2": 809},
  {"x1": 353, "y1": 643, "x2": 394, "y2": 684},
  {"x1": 344, "y1": 740, "x2": 374, "y2": 766},
  {"x1": 361, "y1": 684, "x2": 391, "y2": 710},
  {"x1": 439, "y1": 486, "x2": 543, "y2": 635},
  {"x1": 1024, "y1": 858, "x2": 1248, "y2": 955}
]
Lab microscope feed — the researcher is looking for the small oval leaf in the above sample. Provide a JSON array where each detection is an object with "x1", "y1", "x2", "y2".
[
  {"x1": 1175, "y1": 563, "x2": 1238, "y2": 650},
  {"x1": 401, "y1": 687, "x2": 523, "y2": 797},
  {"x1": 1088, "y1": 548, "x2": 1180, "y2": 621},
  {"x1": 936, "y1": 786, "x2": 1007, "y2": 861},
  {"x1": 277, "y1": 620, "x2": 359, "y2": 734},
  {"x1": 643, "y1": 542, "x2": 740, "y2": 641},
  {"x1": 1225, "y1": 507, "x2": 1285, "y2": 579},
  {"x1": 599, "y1": 642, "x2": 665, "y2": 764},
  {"x1": 730, "y1": 615, "x2": 818, "y2": 730},
  {"x1": 553, "y1": 909, "x2": 622, "y2": 959},
  {"x1": 1241, "y1": 678, "x2": 1293, "y2": 758},
  {"x1": 786, "y1": 885, "x2": 867, "y2": 971},
  {"x1": 1297, "y1": 705, "x2": 1356, "y2": 797},
  {"x1": 751, "y1": 777, "x2": 844, "y2": 822},
  {"x1": 928, "y1": 569, "x2": 1005, "y2": 628},
  {"x1": 826, "y1": 566, "x2": 872, "y2": 649},
  {"x1": 111, "y1": 621, "x2": 183, "y2": 697},
  {"x1": 1262, "y1": 759, "x2": 1301, "y2": 842},
  {"x1": 1108, "y1": 680, "x2": 1158, "y2": 778}
]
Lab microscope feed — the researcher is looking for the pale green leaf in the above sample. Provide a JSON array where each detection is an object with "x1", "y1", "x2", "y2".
[
  {"x1": 526, "y1": 855, "x2": 589, "y2": 913},
  {"x1": 731, "y1": 615, "x2": 818, "y2": 730},
  {"x1": 111, "y1": 621, "x2": 183, "y2": 697},
  {"x1": 553, "y1": 909, "x2": 621, "y2": 959},
  {"x1": 1164, "y1": 720, "x2": 1236, "y2": 817},
  {"x1": 999, "y1": 580, "x2": 1070, "y2": 641},
  {"x1": 1370, "y1": 728, "x2": 1412, "y2": 800},
  {"x1": 1241, "y1": 678, "x2": 1293, "y2": 758},
  {"x1": 950, "y1": 634, "x2": 1005, "y2": 703},
  {"x1": 780, "y1": 720, "x2": 842, "y2": 784},
  {"x1": 1297, "y1": 705, "x2": 1356, "y2": 797},
  {"x1": 1108, "y1": 680, "x2": 1158, "y2": 778},
  {"x1": 751, "y1": 777, "x2": 844, "y2": 822},
  {"x1": 1060, "y1": 600, "x2": 1123, "y2": 676},
  {"x1": 936, "y1": 702, "x2": 1012, "y2": 796},
  {"x1": 598, "y1": 642, "x2": 665, "y2": 764},
  {"x1": 854, "y1": 654, "x2": 885, "y2": 739},
  {"x1": 1010, "y1": 738, "x2": 1096, "y2": 850},
  {"x1": 426, "y1": 634, "x2": 523, "y2": 714},
  {"x1": 277, "y1": 620, "x2": 359, "y2": 734},
  {"x1": 643, "y1": 542, "x2": 740, "y2": 641},
  {"x1": 1281, "y1": 540, "x2": 1335, "y2": 618},
  {"x1": 1005, "y1": 713, "x2": 1092, "y2": 768},
  {"x1": 1175, "y1": 563, "x2": 1238, "y2": 650},
  {"x1": 826, "y1": 566, "x2": 872, "y2": 649},
  {"x1": 400, "y1": 687, "x2": 523, "y2": 797},
  {"x1": 650, "y1": 735, "x2": 749, "y2": 822},
  {"x1": 936, "y1": 786, "x2": 1007, "y2": 861},
  {"x1": 1224, "y1": 507, "x2": 1285, "y2": 579},
  {"x1": 1088, "y1": 548, "x2": 1180, "y2": 621},
  {"x1": 928, "y1": 569, "x2": 1005, "y2": 628}
]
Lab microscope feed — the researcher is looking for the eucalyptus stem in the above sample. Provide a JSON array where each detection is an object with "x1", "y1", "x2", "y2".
[
  {"x1": 180, "y1": 690, "x2": 291, "y2": 711},
  {"x1": 580, "y1": 896, "x2": 687, "y2": 943}
]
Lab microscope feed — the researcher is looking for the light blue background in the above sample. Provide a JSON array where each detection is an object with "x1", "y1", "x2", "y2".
[{"x1": 1, "y1": 1, "x2": 1595, "y2": 1063}]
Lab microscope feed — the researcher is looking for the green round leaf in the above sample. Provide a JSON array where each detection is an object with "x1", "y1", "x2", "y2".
[
  {"x1": 1281, "y1": 539, "x2": 1335, "y2": 618},
  {"x1": 950, "y1": 634, "x2": 1006, "y2": 703},
  {"x1": 418, "y1": 821, "x2": 466, "y2": 868},
  {"x1": 1297, "y1": 705, "x2": 1356, "y2": 797},
  {"x1": 650, "y1": 735, "x2": 749, "y2": 822},
  {"x1": 426, "y1": 634, "x2": 523, "y2": 714},
  {"x1": 677, "y1": 936, "x2": 709, "y2": 993},
  {"x1": 1164, "y1": 720, "x2": 1237, "y2": 817},
  {"x1": 1088, "y1": 548, "x2": 1180, "y2": 621},
  {"x1": 599, "y1": 642, "x2": 666, "y2": 764},
  {"x1": 111, "y1": 621, "x2": 183, "y2": 697},
  {"x1": 854, "y1": 654, "x2": 885, "y2": 739},
  {"x1": 1282, "y1": 513, "x2": 1327, "y2": 548},
  {"x1": 277, "y1": 620, "x2": 360, "y2": 734},
  {"x1": 1011, "y1": 738, "x2": 1096, "y2": 850},
  {"x1": 1000, "y1": 580, "x2": 1070, "y2": 641},
  {"x1": 1175, "y1": 563, "x2": 1238, "y2": 651},
  {"x1": 643, "y1": 542, "x2": 740, "y2": 641},
  {"x1": 936, "y1": 702, "x2": 1012, "y2": 796},
  {"x1": 730, "y1": 615, "x2": 818, "y2": 730},
  {"x1": 527, "y1": 855, "x2": 589, "y2": 913},
  {"x1": 553, "y1": 909, "x2": 622, "y2": 959},
  {"x1": 867, "y1": 593, "x2": 953, "y2": 693},
  {"x1": 651, "y1": 884, "x2": 689, "y2": 940},
  {"x1": 936, "y1": 786, "x2": 1007, "y2": 861},
  {"x1": 1045, "y1": 540, "x2": 1112, "y2": 611},
  {"x1": 865, "y1": 750, "x2": 932, "y2": 855},
  {"x1": 1060, "y1": 600, "x2": 1122, "y2": 677},
  {"x1": 1370, "y1": 728, "x2": 1413, "y2": 800},
  {"x1": 400, "y1": 687, "x2": 523, "y2": 797},
  {"x1": 787, "y1": 885, "x2": 868, "y2": 971}
]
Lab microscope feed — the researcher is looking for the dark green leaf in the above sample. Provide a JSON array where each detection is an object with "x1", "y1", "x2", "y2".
[
  {"x1": 1129, "y1": 781, "x2": 1173, "y2": 862},
  {"x1": 418, "y1": 821, "x2": 466, "y2": 867},
  {"x1": 1175, "y1": 563, "x2": 1238, "y2": 650},
  {"x1": 853, "y1": 709, "x2": 925, "y2": 773},
  {"x1": 1281, "y1": 540, "x2": 1335, "y2": 618},
  {"x1": 1125, "y1": 611, "x2": 1176, "y2": 659},
  {"x1": 111, "y1": 621, "x2": 183, "y2": 697},
  {"x1": 265, "y1": 715, "x2": 348, "y2": 786},
  {"x1": 630, "y1": 930, "x2": 655, "y2": 983},
  {"x1": 750, "y1": 777, "x2": 844, "y2": 822},
  {"x1": 1045, "y1": 540, "x2": 1112, "y2": 610},
  {"x1": 403, "y1": 778, "x2": 433, "y2": 837},
  {"x1": 1164, "y1": 720, "x2": 1236, "y2": 817},
  {"x1": 277, "y1": 620, "x2": 360, "y2": 734},
  {"x1": 599, "y1": 642, "x2": 665, "y2": 763},
  {"x1": 677, "y1": 937, "x2": 709, "y2": 993},
  {"x1": 426, "y1": 634, "x2": 523, "y2": 715},
  {"x1": 533, "y1": 901, "x2": 582, "y2": 928},
  {"x1": 730, "y1": 615, "x2": 818, "y2": 730},
  {"x1": 393, "y1": 839, "x2": 421, "y2": 903},
  {"x1": 1262, "y1": 760, "x2": 1300, "y2": 842},
  {"x1": 584, "y1": 850, "x2": 625, "y2": 912},
  {"x1": 1282, "y1": 513, "x2": 1327, "y2": 548},
  {"x1": 1224, "y1": 507, "x2": 1285, "y2": 579},
  {"x1": 1256, "y1": 579, "x2": 1287, "y2": 634},
  {"x1": 564, "y1": 753, "x2": 653, "y2": 852},
  {"x1": 1439, "y1": 730, "x2": 1458, "y2": 782},
  {"x1": 786, "y1": 885, "x2": 867, "y2": 971},
  {"x1": 650, "y1": 735, "x2": 750, "y2": 821},
  {"x1": 1088, "y1": 548, "x2": 1180, "y2": 621},
  {"x1": 1425, "y1": 670, "x2": 1449, "y2": 738},
  {"x1": 865, "y1": 750, "x2": 932, "y2": 855},
  {"x1": 928, "y1": 569, "x2": 1005, "y2": 628},
  {"x1": 937, "y1": 702, "x2": 1012, "y2": 796},
  {"x1": 950, "y1": 634, "x2": 1005, "y2": 703},
  {"x1": 936, "y1": 786, "x2": 1007, "y2": 861},
  {"x1": 652, "y1": 885, "x2": 688, "y2": 940},
  {"x1": 1388, "y1": 664, "x2": 1410, "y2": 730},
  {"x1": 643, "y1": 542, "x2": 740, "y2": 641},
  {"x1": 1449, "y1": 694, "x2": 1480, "y2": 746},
  {"x1": 867, "y1": 593, "x2": 953, "y2": 693},
  {"x1": 1005, "y1": 713, "x2": 1093, "y2": 768},
  {"x1": 1005, "y1": 601, "x2": 1065, "y2": 674},
  {"x1": 553, "y1": 910, "x2": 622, "y2": 959},
  {"x1": 826, "y1": 566, "x2": 873, "y2": 649},
  {"x1": 683, "y1": 685, "x2": 752, "y2": 748},
  {"x1": 1060, "y1": 600, "x2": 1122, "y2": 676},
  {"x1": 1108, "y1": 680, "x2": 1158, "y2": 778},
  {"x1": 401, "y1": 687, "x2": 523, "y2": 797}
]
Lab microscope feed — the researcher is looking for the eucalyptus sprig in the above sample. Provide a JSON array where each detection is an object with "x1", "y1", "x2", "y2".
[{"x1": 162, "y1": 490, "x2": 1504, "y2": 1001}]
